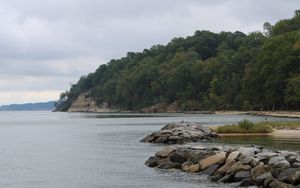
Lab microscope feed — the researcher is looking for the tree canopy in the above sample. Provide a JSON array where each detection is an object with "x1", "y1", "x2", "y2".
[{"x1": 55, "y1": 11, "x2": 300, "y2": 111}]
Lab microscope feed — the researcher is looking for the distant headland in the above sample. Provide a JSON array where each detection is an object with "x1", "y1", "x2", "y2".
[{"x1": 0, "y1": 101, "x2": 55, "y2": 111}]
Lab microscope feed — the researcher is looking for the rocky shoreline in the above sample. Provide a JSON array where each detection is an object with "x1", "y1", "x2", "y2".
[
  {"x1": 141, "y1": 121, "x2": 218, "y2": 144},
  {"x1": 146, "y1": 144, "x2": 300, "y2": 187},
  {"x1": 143, "y1": 122, "x2": 300, "y2": 187}
]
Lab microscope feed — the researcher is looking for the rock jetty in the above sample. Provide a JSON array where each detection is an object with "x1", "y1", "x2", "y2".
[
  {"x1": 141, "y1": 121, "x2": 218, "y2": 144},
  {"x1": 145, "y1": 145, "x2": 300, "y2": 187}
]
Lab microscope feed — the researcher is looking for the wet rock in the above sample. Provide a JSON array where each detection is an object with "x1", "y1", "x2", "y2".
[
  {"x1": 201, "y1": 164, "x2": 220, "y2": 176},
  {"x1": 157, "y1": 158, "x2": 172, "y2": 169},
  {"x1": 199, "y1": 152, "x2": 226, "y2": 170},
  {"x1": 145, "y1": 156, "x2": 160, "y2": 167},
  {"x1": 239, "y1": 178, "x2": 256, "y2": 186},
  {"x1": 168, "y1": 162, "x2": 181, "y2": 169},
  {"x1": 218, "y1": 172, "x2": 235, "y2": 183},
  {"x1": 209, "y1": 174, "x2": 223, "y2": 182}
]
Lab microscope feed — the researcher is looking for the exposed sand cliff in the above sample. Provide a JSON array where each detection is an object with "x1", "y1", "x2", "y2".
[{"x1": 68, "y1": 93, "x2": 117, "y2": 112}]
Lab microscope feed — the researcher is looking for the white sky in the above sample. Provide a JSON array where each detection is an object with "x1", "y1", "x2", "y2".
[{"x1": 0, "y1": 0, "x2": 299, "y2": 105}]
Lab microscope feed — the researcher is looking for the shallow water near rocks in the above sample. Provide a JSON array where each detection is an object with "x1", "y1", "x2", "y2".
[{"x1": 0, "y1": 111, "x2": 299, "y2": 188}]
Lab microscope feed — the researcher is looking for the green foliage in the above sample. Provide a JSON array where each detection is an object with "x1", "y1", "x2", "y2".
[
  {"x1": 215, "y1": 121, "x2": 272, "y2": 134},
  {"x1": 238, "y1": 119, "x2": 254, "y2": 130},
  {"x1": 215, "y1": 120, "x2": 300, "y2": 134},
  {"x1": 256, "y1": 121, "x2": 300, "y2": 130},
  {"x1": 55, "y1": 10, "x2": 300, "y2": 112}
]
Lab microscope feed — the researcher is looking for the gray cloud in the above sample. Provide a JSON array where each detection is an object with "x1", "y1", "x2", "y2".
[{"x1": 0, "y1": 0, "x2": 299, "y2": 104}]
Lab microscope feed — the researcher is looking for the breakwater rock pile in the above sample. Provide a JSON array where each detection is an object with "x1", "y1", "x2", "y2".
[
  {"x1": 145, "y1": 145, "x2": 300, "y2": 187},
  {"x1": 141, "y1": 121, "x2": 218, "y2": 144}
]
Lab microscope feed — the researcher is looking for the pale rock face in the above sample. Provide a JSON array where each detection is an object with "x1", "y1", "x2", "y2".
[
  {"x1": 199, "y1": 152, "x2": 226, "y2": 170},
  {"x1": 68, "y1": 92, "x2": 116, "y2": 112}
]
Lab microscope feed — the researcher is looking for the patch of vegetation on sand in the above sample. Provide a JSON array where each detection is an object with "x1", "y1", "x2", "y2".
[
  {"x1": 257, "y1": 121, "x2": 300, "y2": 130},
  {"x1": 213, "y1": 119, "x2": 298, "y2": 134}
]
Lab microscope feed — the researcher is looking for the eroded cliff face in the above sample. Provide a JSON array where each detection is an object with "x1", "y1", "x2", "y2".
[{"x1": 68, "y1": 93, "x2": 116, "y2": 112}]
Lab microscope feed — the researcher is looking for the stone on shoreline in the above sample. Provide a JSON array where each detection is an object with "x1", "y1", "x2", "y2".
[
  {"x1": 145, "y1": 145, "x2": 300, "y2": 188},
  {"x1": 141, "y1": 121, "x2": 218, "y2": 144}
]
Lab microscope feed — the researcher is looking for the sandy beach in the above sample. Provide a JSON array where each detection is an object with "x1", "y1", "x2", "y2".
[{"x1": 216, "y1": 111, "x2": 300, "y2": 119}]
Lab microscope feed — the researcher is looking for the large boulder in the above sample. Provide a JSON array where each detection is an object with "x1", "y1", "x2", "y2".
[
  {"x1": 269, "y1": 156, "x2": 290, "y2": 169},
  {"x1": 155, "y1": 146, "x2": 176, "y2": 158},
  {"x1": 141, "y1": 121, "x2": 218, "y2": 144},
  {"x1": 269, "y1": 180, "x2": 295, "y2": 188},
  {"x1": 199, "y1": 152, "x2": 227, "y2": 170},
  {"x1": 234, "y1": 170, "x2": 251, "y2": 181},
  {"x1": 169, "y1": 149, "x2": 187, "y2": 164},
  {"x1": 278, "y1": 168, "x2": 300, "y2": 185}
]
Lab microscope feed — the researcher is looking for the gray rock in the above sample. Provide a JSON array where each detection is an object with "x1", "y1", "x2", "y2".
[
  {"x1": 209, "y1": 174, "x2": 223, "y2": 182},
  {"x1": 201, "y1": 164, "x2": 220, "y2": 176},
  {"x1": 169, "y1": 150, "x2": 187, "y2": 164},
  {"x1": 251, "y1": 163, "x2": 271, "y2": 182},
  {"x1": 190, "y1": 145, "x2": 207, "y2": 150},
  {"x1": 239, "y1": 147, "x2": 259, "y2": 157},
  {"x1": 181, "y1": 161, "x2": 193, "y2": 171},
  {"x1": 240, "y1": 155, "x2": 253, "y2": 164},
  {"x1": 269, "y1": 180, "x2": 295, "y2": 188},
  {"x1": 239, "y1": 178, "x2": 255, "y2": 187},
  {"x1": 256, "y1": 172, "x2": 273, "y2": 184},
  {"x1": 250, "y1": 158, "x2": 260, "y2": 167},
  {"x1": 292, "y1": 163, "x2": 300, "y2": 168},
  {"x1": 234, "y1": 170, "x2": 251, "y2": 181},
  {"x1": 157, "y1": 158, "x2": 172, "y2": 169},
  {"x1": 278, "y1": 167, "x2": 300, "y2": 185},
  {"x1": 145, "y1": 156, "x2": 160, "y2": 167},
  {"x1": 269, "y1": 156, "x2": 290, "y2": 169},
  {"x1": 256, "y1": 152, "x2": 278, "y2": 161},
  {"x1": 155, "y1": 146, "x2": 176, "y2": 158},
  {"x1": 142, "y1": 121, "x2": 217, "y2": 144},
  {"x1": 218, "y1": 172, "x2": 235, "y2": 183}
]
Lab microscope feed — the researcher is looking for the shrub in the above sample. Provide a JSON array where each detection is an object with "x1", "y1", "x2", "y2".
[{"x1": 238, "y1": 119, "x2": 254, "y2": 130}]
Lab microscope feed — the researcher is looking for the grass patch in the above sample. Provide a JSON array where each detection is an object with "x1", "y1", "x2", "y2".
[
  {"x1": 256, "y1": 121, "x2": 300, "y2": 130},
  {"x1": 214, "y1": 120, "x2": 300, "y2": 134},
  {"x1": 215, "y1": 124, "x2": 273, "y2": 134}
]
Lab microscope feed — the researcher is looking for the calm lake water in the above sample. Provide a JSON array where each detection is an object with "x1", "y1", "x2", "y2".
[{"x1": 0, "y1": 111, "x2": 299, "y2": 188}]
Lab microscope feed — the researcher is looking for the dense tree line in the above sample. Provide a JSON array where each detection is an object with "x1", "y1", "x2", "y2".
[{"x1": 55, "y1": 11, "x2": 300, "y2": 111}]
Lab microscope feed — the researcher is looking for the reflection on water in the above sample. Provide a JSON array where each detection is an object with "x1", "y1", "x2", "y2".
[
  {"x1": 0, "y1": 111, "x2": 299, "y2": 188},
  {"x1": 214, "y1": 135, "x2": 300, "y2": 151}
]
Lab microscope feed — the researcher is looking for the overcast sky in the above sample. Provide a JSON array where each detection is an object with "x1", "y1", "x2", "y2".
[{"x1": 0, "y1": 0, "x2": 299, "y2": 105}]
